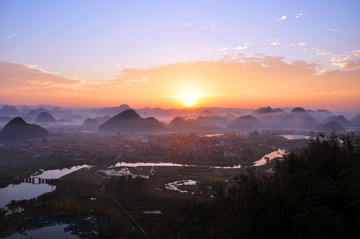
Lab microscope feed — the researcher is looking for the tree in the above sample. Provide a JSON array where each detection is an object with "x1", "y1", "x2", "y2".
[{"x1": 181, "y1": 133, "x2": 360, "y2": 238}]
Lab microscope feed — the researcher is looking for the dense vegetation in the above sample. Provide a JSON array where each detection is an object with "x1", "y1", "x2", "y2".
[{"x1": 181, "y1": 133, "x2": 360, "y2": 238}]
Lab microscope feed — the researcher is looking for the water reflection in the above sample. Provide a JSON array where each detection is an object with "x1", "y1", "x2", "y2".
[
  {"x1": 281, "y1": 135, "x2": 311, "y2": 140},
  {"x1": 202, "y1": 134, "x2": 225, "y2": 137},
  {"x1": 5, "y1": 223, "x2": 79, "y2": 239},
  {"x1": 110, "y1": 162, "x2": 242, "y2": 169},
  {"x1": 0, "y1": 183, "x2": 55, "y2": 208},
  {"x1": 165, "y1": 180, "x2": 197, "y2": 194},
  {"x1": 32, "y1": 164, "x2": 91, "y2": 179},
  {"x1": 0, "y1": 164, "x2": 91, "y2": 208}
]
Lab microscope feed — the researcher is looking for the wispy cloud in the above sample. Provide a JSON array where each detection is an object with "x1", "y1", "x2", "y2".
[
  {"x1": 234, "y1": 43, "x2": 253, "y2": 50},
  {"x1": 351, "y1": 50, "x2": 360, "y2": 57},
  {"x1": 5, "y1": 33, "x2": 17, "y2": 40},
  {"x1": 272, "y1": 39, "x2": 280, "y2": 46},
  {"x1": 298, "y1": 42, "x2": 307, "y2": 46},
  {"x1": 296, "y1": 11, "x2": 306, "y2": 19},
  {"x1": 177, "y1": 23, "x2": 192, "y2": 28},
  {"x1": 2, "y1": 55, "x2": 359, "y2": 108},
  {"x1": 276, "y1": 15, "x2": 287, "y2": 21},
  {"x1": 127, "y1": 76, "x2": 147, "y2": 85},
  {"x1": 329, "y1": 28, "x2": 343, "y2": 32}
]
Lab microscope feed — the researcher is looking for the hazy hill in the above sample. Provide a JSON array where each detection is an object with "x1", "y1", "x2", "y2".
[
  {"x1": 50, "y1": 106, "x2": 73, "y2": 118},
  {"x1": 27, "y1": 107, "x2": 49, "y2": 120},
  {"x1": 169, "y1": 116, "x2": 194, "y2": 130},
  {"x1": 289, "y1": 107, "x2": 317, "y2": 129},
  {"x1": 315, "y1": 121, "x2": 345, "y2": 131},
  {"x1": 255, "y1": 112, "x2": 290, "y2": 129},
  {"x1": 254, "y1": 106, "x2": 275, "y2": 114},
  {"x1": 228, "y1": 115, "x2": 260, "y2": 130},
  {"x1": 189, "y1": 116, "x2": 230, "y2": 127},
  {"x1": 36, "y1": 112, "x2": 57, "y2": 123},
  {"x1": 273, "y1": 108, "x2": 284, "y2": 113},
  {"x1": 82, "y1": 118, "x2": 100, "y2": 129},
  {"x1": 309, "y1": 109, "x2": 332, "y2": 121},
  {"x1": 0, "y1": 117, "x2": 48, "y2": 142},
  {"x1": 21, "y1": 105, "x2": 32, "y2": 114},
  {"x1": 0, "y1": 105, "x2": 20, "y2": 117},
  {"x1": 0, "y1": 116, "x2": 11, "y2": 124},
  {"x1": 98, "y1": 109, "x2": 167, "y2": 133},
  {"x1": 324, "y1": 115, "x2": 352, "y2": 128},
  {"x1": 350, "y1": 114, "x2": 360, "y2": 126},
  {"x1": 91, "y1": 104, "x2": 131, "y2": 116},
  {"x1": 137, "y1": 107, "x2": 174, "y2": 119}
]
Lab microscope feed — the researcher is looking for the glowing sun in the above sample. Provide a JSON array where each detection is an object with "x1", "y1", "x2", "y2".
[
  {"x1": 182, "y1": 95, "x2": 197, "y2": 107},
  {"x1": 172, "y1": 86, "x2": 204, "y2": 107}
]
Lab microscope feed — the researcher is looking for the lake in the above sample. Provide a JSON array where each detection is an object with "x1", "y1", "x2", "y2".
[
  {"x1": 0, "y1": 164, "x2": 91, "y2": 208},
  {"x1": 5, "y1": 223, "x2": 79, "y2": 239}
]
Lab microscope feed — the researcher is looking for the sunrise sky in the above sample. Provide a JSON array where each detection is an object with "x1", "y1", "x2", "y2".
[{"x1": 0, "y1": 0, "x2": 359, "y2": 110}]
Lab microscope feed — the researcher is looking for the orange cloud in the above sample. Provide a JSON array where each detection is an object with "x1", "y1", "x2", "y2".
[{"x1": 1, "y1": 56, "x2": 359, "y2": 110}]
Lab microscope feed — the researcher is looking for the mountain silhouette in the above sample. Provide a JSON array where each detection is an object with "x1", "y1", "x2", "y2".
[
  {"x1": 273, "y1": 108, "x2": 284, "y2": 113},
  {"x1": 98, "y1": 109, "x2": 167, "y2": 132},
  {"x1": 254, "y1": 106, "x2": 275, "y2": 114},
  {"x1": 324, "y1": 115, "x2": 352, "y2": 128},
  {"x1": 0, "y1": 105, "x2": 20, "y2": 117},
  {"x1": 309, "y1": 109, "x2": 332, "y2": 121},
  {"x1": 350, "y1": 114, "x2": 360, "y2": 126},
  {"x1": 228, "y1": 115, "x2": 260, "y2": 130},
  {"x1": 82, "y1": 118, "x2": 100, "y2": 129},
  {"x1": 169, "y1": 116, "x2": 194, "y2": 130},
  {"x1": 315, "y1": 121, "x2": 345, "y2": 131},
  {"x1": 291, "y1": 107, "x2": 307, "y2": 113},
  {"x1": 92, "y1": 104, "x2": 131, "y2": 116},
  {"x1": 36, "y1": 112, "x2": 57, "y2": 123},
  {"x1": 27, "y1": 108, "x2": 49, "y2": 120},
  {"x1": 0, "y1": 117, "x2": 48, "y2": 142},
  {"x1": 189, "y1": 116, "x2": 230, "y2": 127},
  {"x1": 289, "y1": 107, "x2": 317, "y2": 129}
]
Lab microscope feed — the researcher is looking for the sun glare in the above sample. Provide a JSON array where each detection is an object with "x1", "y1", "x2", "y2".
[
  {"x1": 172, "y1": 87, "x2": 204, "y2": 107},
  {"x1": 182, "y1": 95, "x2": 196, "y2": 107}
]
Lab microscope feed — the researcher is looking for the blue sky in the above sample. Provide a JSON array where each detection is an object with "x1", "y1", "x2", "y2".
[
  {"x1": 1, "y1": 0, "x2": 359, "y2": 81},
  {"x1": 0, "y1": 0, "x2": 359, "y2": 109}
]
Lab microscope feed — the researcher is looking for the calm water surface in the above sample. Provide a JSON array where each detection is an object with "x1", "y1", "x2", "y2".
[
  {"x1": 0, "y1": 164, "x2": 91, "y2": 208},
  {"x1": 5, "y1": 223, "x2": 79, "y2": 239}
]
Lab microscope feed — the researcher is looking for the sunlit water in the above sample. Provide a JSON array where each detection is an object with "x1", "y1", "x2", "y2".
[
  {"x1": 202, "y1": 134, "x2": 225, "y2": 137},
  {"x1": 165, "y1": 180, "x2": 197, "y2": 194},
  {"x1": 281, "y1": 135, "x2": 311, "y2": 140},
  {"x1": 32, "y1": 164, "x2": 91, "y2": 179},
  {"x1": 110, "y1": 162, "x2": 241, "y2": 169},
  {"x1": 111, "y1": 162, "x2": 187, "y2": 167},
  {"x1": 254, "y1": 149, "x2": 286, "y2": 166}
]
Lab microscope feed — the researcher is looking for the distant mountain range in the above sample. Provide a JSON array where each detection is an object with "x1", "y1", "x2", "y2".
[{"x1": 0, "y1": 104, "x2": 359, "y2": 133}]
